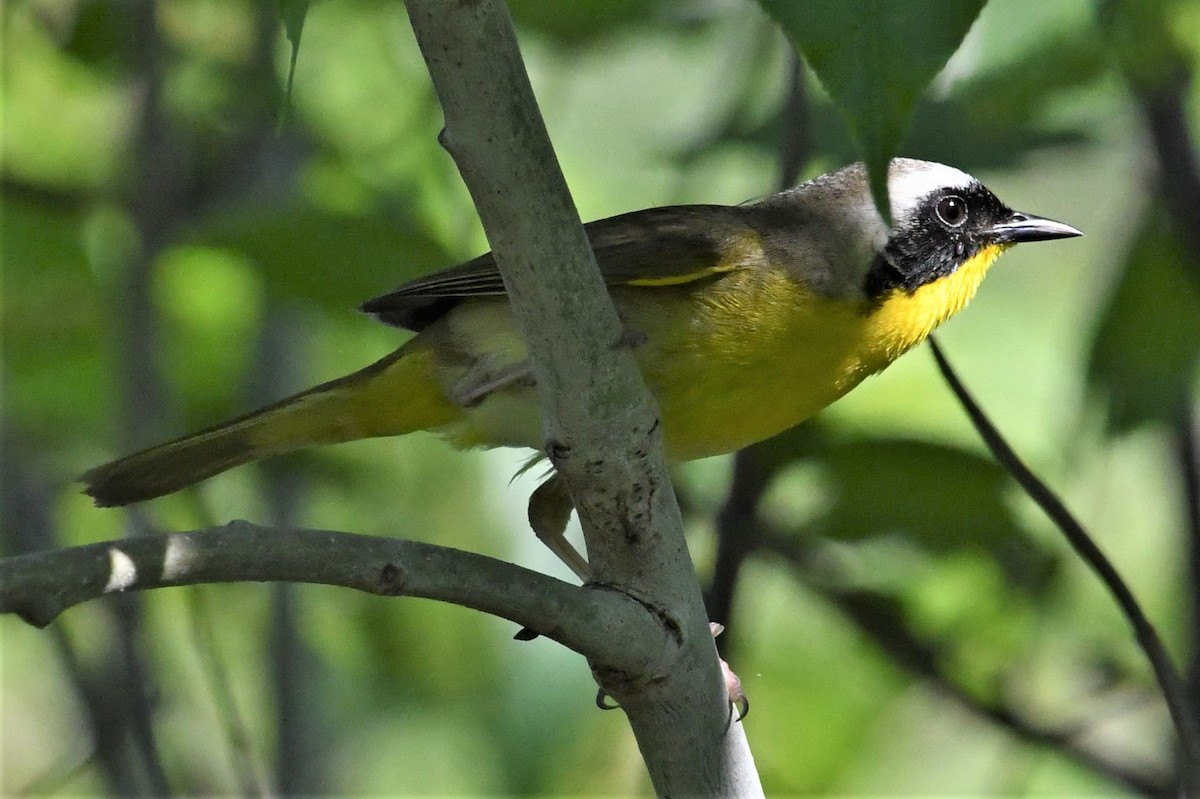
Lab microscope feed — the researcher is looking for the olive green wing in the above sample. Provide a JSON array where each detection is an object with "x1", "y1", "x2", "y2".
[{"x1": 360, "y1": 205, "x2": 762, "y2": 331}]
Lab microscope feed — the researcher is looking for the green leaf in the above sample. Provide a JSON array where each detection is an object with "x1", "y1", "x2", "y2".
[
  {"x1": 757, "y1": 0, "x2": 986, "y2": 222},
  {"x1": 675, "y1": 26, "x2": 1105, "y2": 179},
  {"x1": 1087, "y1": 207, "x2": 1200, "y2": 431},
  {"x1": 63, "y1": 0, "x2": 138, "y2": 70},
  {"x1": 274, "y1": 0, "x2": 310, "y2": 130},
  {"x1": 2, "y1": 196, "x2": 114, "y2": 439},
  {"x1": 811, "y1": 438, "x2": 1016, "y2": 552}
]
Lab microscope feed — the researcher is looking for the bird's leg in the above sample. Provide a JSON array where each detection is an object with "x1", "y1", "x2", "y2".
[
  {"x1": 522, "y1": 323, "x2": 643, "y2": 578},
  {"x1": 449, "y1": 361, "x2": 535, "y2": 407},
  {"x1": 528, "y1": 472, "x2": 590, "y2": 580},
  {"x1": 450, "y1": 359, "x2": 589, "y2": 579},
  {"x1": 594, "y1": 621, "x2": 749, "y2": 718},
  {"x1": 447, "y1": 360, "x2": 586, "y2": 577},
  {"x1": 526, "y1": 473, "x2": 743, "y2": 719}
]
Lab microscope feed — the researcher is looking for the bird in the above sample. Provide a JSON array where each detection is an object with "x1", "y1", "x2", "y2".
[{"x1": 82, "y1": 158, "x2": 1081, "y2": 575}]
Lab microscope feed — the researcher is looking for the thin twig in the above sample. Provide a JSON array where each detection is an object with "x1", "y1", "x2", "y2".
[
  {"x1": 186, "y1": 587, "x2": 268, "y2": 797},
  {"x1": 2, "y1": 435, "x2": 153, "y2": 794},
  {"x1": 929, "y1": 335, "x2": 1200, "y2": 793},
  {"x1": 1137, "y1": 48, "x2": 1200, "y2": 732}
]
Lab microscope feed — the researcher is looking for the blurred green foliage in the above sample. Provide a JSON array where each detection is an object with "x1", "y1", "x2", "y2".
[
  {"x1": 1089, "y1": 207, "x2": 1200, "y2": 430},
  {"x1": 3, "y1": 0, "x2": 1199, "y2": 795}
]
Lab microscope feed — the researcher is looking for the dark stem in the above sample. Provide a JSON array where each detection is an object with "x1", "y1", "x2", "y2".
[
  {"x1": 775, "y1": 50, "x2": 809, "y2": 192},
  {"x1": 929, "y1": 335, "x2": 1200, "y2": 794},
  {"x1": 1, "y1": 437, "x2": 162, "y2": 794},
  {"x1": 706, "y1": 451, "x2": 771, "y2": 637},
  {"x1": 705, "y1": 46, "x2": 811, "y2": 653},
  {"x1": 253, "y1": 306, "x2": 324, "y2": 795},
  {"x1": 104, "y1": 4, "x2": 189, "y2": 793}
]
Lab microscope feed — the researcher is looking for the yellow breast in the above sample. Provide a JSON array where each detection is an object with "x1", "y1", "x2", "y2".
[{"x1": 635, "y1": 245, "x2": 1005, "y2": 460}]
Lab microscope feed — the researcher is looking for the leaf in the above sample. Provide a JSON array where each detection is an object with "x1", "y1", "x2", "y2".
[
  {"x1": 3, "y1": 196, "x2": 114, "y2": 438},
  {"x1": 757, "y1": 0, "x2": 986, "y2": 222},
  {"x1": 674, "y1": 27, "x2": 1105, "y2": 179},
  {"x1": 274, "y1": 0, "x2": 311, "y2": 131},
  {"x1": 1087, "y1": 207, "x2": 1200, "y2": 431},
  {"x1": 811, "y1": 438, "x2": 1017, "y2": 552},
  {"x1": 63, "y1": 0, "x2": 138, "y2": 69}
]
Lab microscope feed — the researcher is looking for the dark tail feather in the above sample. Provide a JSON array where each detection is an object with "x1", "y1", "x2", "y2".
[
  {"x1": 82, "y1": 424, "x2": 260, "y2": 507},
  {"x1": 81, "y1": 344, "x2": 461, "y2": 507}
]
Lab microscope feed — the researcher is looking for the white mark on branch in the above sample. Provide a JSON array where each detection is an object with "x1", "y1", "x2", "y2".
[
  {"x1": 105, "y1": 547, "x2": 137, "y2": 592},
  {"x1": 161, "y1": 535, "x2": 196, "y2": 582}
]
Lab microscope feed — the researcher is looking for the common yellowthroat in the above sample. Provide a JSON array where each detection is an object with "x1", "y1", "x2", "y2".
[{"x1": 84, "y1": 159, "x2": 1080, "y2": 540}]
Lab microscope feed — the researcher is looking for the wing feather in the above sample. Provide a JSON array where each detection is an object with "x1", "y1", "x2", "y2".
[{"x1": 360, "y1": 205, "x2": 762, "y2": 330}]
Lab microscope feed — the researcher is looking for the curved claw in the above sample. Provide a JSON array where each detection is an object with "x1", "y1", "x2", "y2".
[
  {"x1": 720, "y1": 656, "x2": 749, "y2": 721},
  {"x1": 595, "y1": 688, "x2": 620, "y2": 710},
  {"x1": 513, "y1": 626, "x2": 539, "y2": 641},
  {"x1": 592, "y1": 623, "x2": 749, "y2": 718}
]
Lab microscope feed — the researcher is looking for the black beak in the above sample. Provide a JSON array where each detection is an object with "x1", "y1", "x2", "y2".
[{"x1": 989, "y1": 211, "x2": 1083, "y2": 245}]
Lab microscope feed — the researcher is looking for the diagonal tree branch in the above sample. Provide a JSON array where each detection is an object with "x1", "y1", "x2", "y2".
[{"x1": 402, "y1": 1, "x2": 761, "y2": 795}]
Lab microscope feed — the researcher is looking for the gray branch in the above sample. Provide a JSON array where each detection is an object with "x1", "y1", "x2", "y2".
[
  {"x1": 403, "y1": 1, "x2": 761, "y2": 794},
  {"x1": 0, "y1": 522, "x2": 669, "y2": 676}
]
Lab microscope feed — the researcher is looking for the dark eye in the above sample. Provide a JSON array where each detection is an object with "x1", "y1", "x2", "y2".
[{"x1": 935, "y1": 195, "x2": 967, "y2": 227}]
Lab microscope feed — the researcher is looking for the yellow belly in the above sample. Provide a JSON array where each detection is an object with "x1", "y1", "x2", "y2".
[
  {"x1": 622, "y1": 276, "x2": 881, "y2": 460},
  {"x1": 629, "y1": 247, "x2": 1002, "y2": 460}
]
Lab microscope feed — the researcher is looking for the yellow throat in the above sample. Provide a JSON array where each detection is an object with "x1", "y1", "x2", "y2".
[{"x1": 640, "y1": 243, "x2": 1008, "y2": 461}]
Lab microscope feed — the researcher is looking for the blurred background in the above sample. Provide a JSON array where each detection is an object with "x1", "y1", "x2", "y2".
[{"x1": 3, "y1": 0, "x2": 1199, "y2": 794}]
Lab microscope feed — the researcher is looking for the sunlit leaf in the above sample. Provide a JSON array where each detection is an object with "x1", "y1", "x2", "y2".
[{"x1": 757, "y1": 0, "x2": 985, "y2": 221}]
